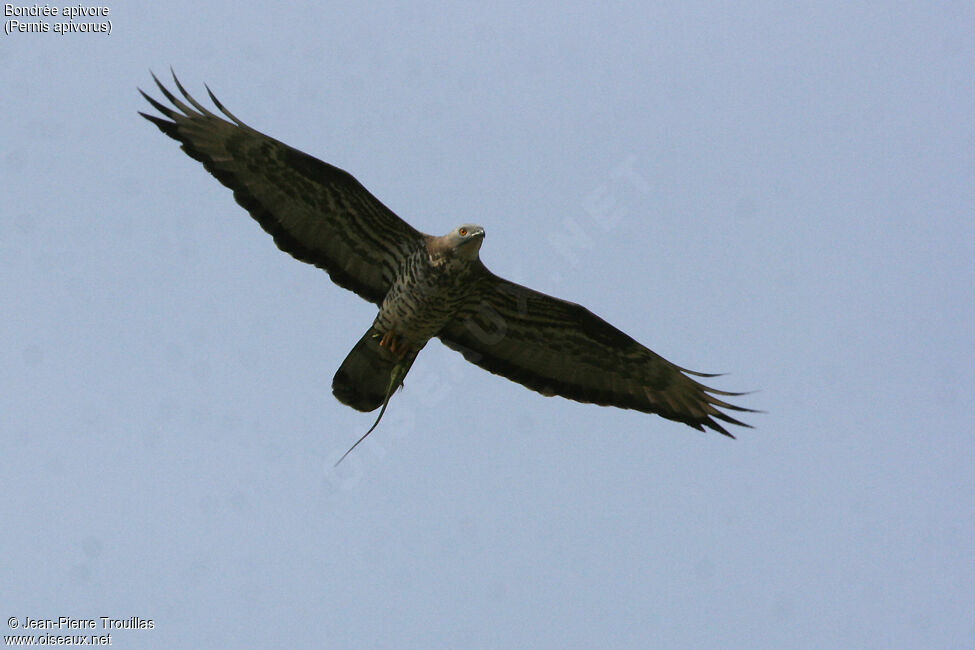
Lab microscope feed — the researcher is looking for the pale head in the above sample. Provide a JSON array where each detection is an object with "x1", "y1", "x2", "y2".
[{"x1": 430, "y1": 224, "x2": 485, "y2": 261}]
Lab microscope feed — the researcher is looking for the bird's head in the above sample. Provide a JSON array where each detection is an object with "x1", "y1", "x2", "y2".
[{"x1": 434, "y1": 224, "x2": 485, "y2": 261}]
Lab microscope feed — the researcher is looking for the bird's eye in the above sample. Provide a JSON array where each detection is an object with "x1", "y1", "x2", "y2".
[{"x1": 458, "y1": 227, "x2": 468, "y2": 236}]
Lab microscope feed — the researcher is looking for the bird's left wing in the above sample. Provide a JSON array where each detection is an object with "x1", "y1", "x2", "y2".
[
  {"x1": 140, "y1": 72, "x2": 425, "y2": 305},
  {"x1": 438, "y1": 269, "x2": 754, "y2": 437}
]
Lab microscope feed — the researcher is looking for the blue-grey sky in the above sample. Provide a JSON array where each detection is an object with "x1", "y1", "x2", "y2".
[{"x1": 3, "y1": 2, "x2": 973, "y2": 647}]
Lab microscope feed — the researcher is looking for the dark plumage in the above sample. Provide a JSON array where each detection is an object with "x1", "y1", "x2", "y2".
[{"x1": 140, "y1": 72, "x2": 756, "y2": 442}]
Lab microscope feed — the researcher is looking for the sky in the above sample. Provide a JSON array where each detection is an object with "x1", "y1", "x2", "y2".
[{"x1": 3, "y1": 1, "x2": 974, "y2": 647}]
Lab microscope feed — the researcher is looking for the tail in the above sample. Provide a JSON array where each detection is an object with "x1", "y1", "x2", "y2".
[{"x1": 332, "y1": 327, "x2": 416, "y2": 412}]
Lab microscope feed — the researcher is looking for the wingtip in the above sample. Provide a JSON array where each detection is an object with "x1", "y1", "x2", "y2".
[
  {"x1": 707, "y1": 419, "x2": 738, "y2": 439},
  {"x1": 138, "y1": 87, "x2": 178, "y2": 121},
  {"x1": 205, "y1": 83, "x2": 245, "y2": 125}
]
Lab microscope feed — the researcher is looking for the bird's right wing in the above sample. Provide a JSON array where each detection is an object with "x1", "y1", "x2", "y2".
[
  {"x1": 439, "y1": 269, "x2": 755, "y2": 437},
  {"x1": 140, "y1": 72, "x2": 425, "y2": 305}
]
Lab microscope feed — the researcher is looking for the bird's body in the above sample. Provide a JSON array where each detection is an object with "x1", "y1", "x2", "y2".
[
  {"x1": 335, "y1": 226, "x2": 485, "y2": 412},
  {"x1": 140, "y1": 72, "x2": 756, "y2": 450},
  {"x1": 375, "y1": 227, "x2": 484, "y2": 358}
]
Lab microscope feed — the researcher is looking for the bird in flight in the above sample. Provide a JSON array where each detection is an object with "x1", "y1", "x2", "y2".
[{"x1": 140, "y1": 72, "x2": 755, "y2": 462}]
